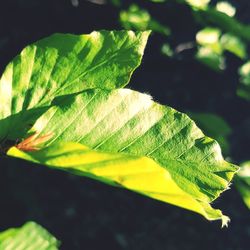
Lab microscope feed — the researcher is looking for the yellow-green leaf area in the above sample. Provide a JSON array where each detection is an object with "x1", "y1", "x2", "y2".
[
  {"x1": 0, "y1": 222, "x2": 60, "y2": 250},
  {"x1": 8, "y1": 142, "x2": 230, "y2": 226}
]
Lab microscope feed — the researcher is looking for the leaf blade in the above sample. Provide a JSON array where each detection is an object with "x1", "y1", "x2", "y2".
[
  {"x1": 0, "y1": 222, "x2": 60, "y2": 250},
  {"x1": 0, "y1": 30, "x2": 150, "y2": 142},
  {"x1": 8, "y1": 88, "x2": 238, "y2": 223},
  {"x1": 8, "y1": 142, "x2": 230, "y2": 225}
]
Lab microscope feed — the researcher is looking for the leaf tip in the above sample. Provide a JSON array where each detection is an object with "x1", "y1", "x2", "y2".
[{"x1": 221, "y1": 215, "x2": 230, "y2": 228}]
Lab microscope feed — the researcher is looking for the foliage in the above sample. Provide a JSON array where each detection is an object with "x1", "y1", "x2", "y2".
[
  {"x1": 0, "y1": 222, "x2": 59, "y2": 250},
  {"x1": 120, "y1": 4, "x2": 170, "y2": 36},
  {"x1": 0, "y1": 30, "x2": 238, "y2": 230},
  {"x1": 0, "y1": 30, "x2": 149, "y2": 142},
  {"x1": 238, "y1": 61, "x2": 250, "y2": 101},
  {"x1": 188, "y1": 112, "x2": 231, "y2": 155},
  {"x1": 235, "y1": 162, "x2": 250, "y2": 209},
  {"x1": 116, "y1": 0, "x2": 250, "y2": 99}
]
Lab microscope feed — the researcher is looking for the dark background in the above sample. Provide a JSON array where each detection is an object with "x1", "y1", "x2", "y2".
[{"x1": 0, "y1": 0, "x2": 250, "y2": 249}]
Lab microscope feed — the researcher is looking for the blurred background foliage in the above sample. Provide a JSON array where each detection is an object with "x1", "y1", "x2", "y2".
[
  {"x1": 118, "y1": 0, "x2": 250, "y2": 98},
  {"x1": 0, "y1": 0, "x2": 250, "y2": 249}
]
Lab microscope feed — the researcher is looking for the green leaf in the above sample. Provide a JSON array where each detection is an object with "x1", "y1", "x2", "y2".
[
  {"x1": 8, "y1": 88, "x2": 238, "y2": 224},
  {"x1": 188, "y1": 112, "x2": 231, "y2": 155},
  {"x1": 195, "y1": 28, "x2": 225, "y2": 71},
  {"x1": 196, "y1": 46, "x2": 225, "y2": 71},
  {"x1": 220, "y1": 33, "x2": 247, "y2": 59},
  {"x1": 120, "y1": 5, "x2": 170, "y2": 36},
  {"x1": 0, "y1": 30, "x2": 150, "y2": 142},
  {"x1": 0, "y1": 222, "x2": 60, "y2": 250},
  {"x1": 235, "y1": 162, "x2": 250, "y2": 209},
  {"x1": 215, "y1": 1, "x2": 236, "y2": 17},
  {"x1": 196, "y1": 28, "x2": 247, "y2": 61},
  {"x1": 185, "y1": 0, "x2": 211, "y2": 9},
  {"x1": 161, "y1": 43, "x2": 174, "y2": 57},
  {"x1": 195, "y1": 8, "x2": 250, "y2": 42},
  {"x1": 238, "y1": 61, "x2": 250, "y2": 101},
  {"x1": 196, "y1": 27, "x2": 223, "y2": 54},
  {"x1": 196, "y1": 28, "x2": 221, "y2": 46}
]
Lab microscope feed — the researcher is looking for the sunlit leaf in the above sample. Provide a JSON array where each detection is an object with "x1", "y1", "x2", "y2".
[
  {"x1": 8, "y1": 141, "x2": 232, "y2": 226},
  {"x1": 188, "y1": 112, "x2": 231, "y2": 155},
  {"x1": 195, "y1": 27, "x2": 246, "y2": 71},
  {"x1": 8, "y1": 88, "x2": 237, "y2": 225},
  {"x1": 196, "y1": 28, "x2": 221, "y2": 45},
  {"x1": 195, "y1": 28, "x2": 225, "y2": 71},
  {"x1": 215, "y1": 1, "x2": 236, "y2": 17},
  {"x1": 0, "y1": 30, "x2": 150, "y2": 142},
  {"x1": 185, "y1": 0, "x2": 210, "y2": 9},
  {"x1": 196, "y1": 27, "x2": 222, "y2": 54},
  {"x1": 220, "y1": 33, "x2": 247, "y2": 59},
  {"x1": 0, "y1": 222, "x2": 60, "y2": 250},
  {"x1": 196, "y1": 46, "x2": 225, "y2": 71}
]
